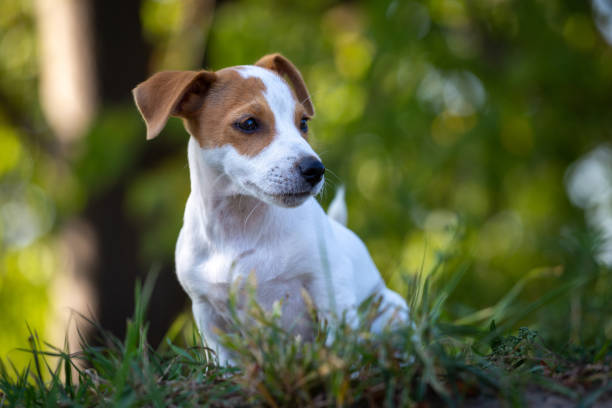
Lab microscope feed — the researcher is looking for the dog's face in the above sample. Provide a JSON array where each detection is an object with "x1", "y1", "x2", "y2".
[{"x1": 133, "y1": 54, "x2": 324, "y2": 207}]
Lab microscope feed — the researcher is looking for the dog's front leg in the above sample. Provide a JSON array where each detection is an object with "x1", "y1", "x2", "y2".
[
  {"x1": 370, "y1": 287, "x2": 411, "y2": 333},
  {"x1": 308, "y1": 256, "x2": 360, "y2": 332},
  {"x1": 191, "y1": 300, "x2": 233, "y2": 365},
  {"x1": 309, "y1": 280, "x2": 358, "y2": 347}
]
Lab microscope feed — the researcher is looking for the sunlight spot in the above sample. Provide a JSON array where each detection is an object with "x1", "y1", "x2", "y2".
[
  {"x1": 592, "y1": 0, "x2": 612, "y2": 46},
  {"x1": 334, "y1": 33, "x2": 375, "y2": 80},
  {"x1": 0, "y1": 126, "x2": 22, "y2": 176},
  {"x1": 418, "y1": 67, "x2": 486, "y2": 116},
  {"x1": 565, "y1": 146, "x2": 612, "y2": 209},
  {"x1": 319, "y1": 82, "x2": 367, "y2": 125},
  {"x1": 443, "y1": 71, "x2": 486, "y2": 116},
  {"x1": 565, "y1": 145, "x2": 612, "y2": 266},
  {"x1": 17, "y1": 243, "x2": 56, "y2": 285},
  {"x1": 1, "y1": 187, "x2": 55, "y2": 249}
]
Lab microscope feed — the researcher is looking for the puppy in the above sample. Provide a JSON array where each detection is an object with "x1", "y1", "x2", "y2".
[{"x1": 133, "y1": 54, "x2": 408, "y2": 364}]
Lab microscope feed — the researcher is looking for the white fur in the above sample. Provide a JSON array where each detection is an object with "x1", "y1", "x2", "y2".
[
  {"x1": 327, "y1": 185, "x2": 347, "y2": 226},
  {"x1": 175, "y1": 66, "x2": 408, "y2": 364}
]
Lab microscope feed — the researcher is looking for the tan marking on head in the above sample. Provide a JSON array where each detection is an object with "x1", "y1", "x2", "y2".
[{"x1": 184, "y1": 68, "x2": 279, "y2": 157}]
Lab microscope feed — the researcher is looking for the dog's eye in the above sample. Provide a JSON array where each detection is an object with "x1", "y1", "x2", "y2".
[
  {"x1": 299, "y1": 117, "x2": 309, "y2": 133},
  {"x1": 235, "y1": 117, "x2": 259, "y2": 133}
]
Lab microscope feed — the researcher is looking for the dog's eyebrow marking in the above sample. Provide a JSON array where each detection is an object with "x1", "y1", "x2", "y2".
[
  {"x1": 236, "y1": 66, "x2": 306, "y2": 149},
  {"x1": 232, "y1": 101, "x2": 266, "y2": 116}
]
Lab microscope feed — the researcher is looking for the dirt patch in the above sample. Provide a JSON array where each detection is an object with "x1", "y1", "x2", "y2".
[{"x1": 466, "y1": 388, "x2": 612, "y2": 407}]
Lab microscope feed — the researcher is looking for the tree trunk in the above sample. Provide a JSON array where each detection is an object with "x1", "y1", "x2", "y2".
[{"x1": 87, "y1": 0, "x2": 187, "y2": 344}]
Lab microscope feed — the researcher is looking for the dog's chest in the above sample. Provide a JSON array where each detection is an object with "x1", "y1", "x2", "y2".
[
  {"x1": 189, "y1": 245, "x2": 316, "y2": 338},
  {"x1": 202, "y1": 237, "x2": 316, "y2": 284},
  {"x1": 178, "y1": 221, "x2": 319, "y2": 297},
  {"x1": 176, "y1": 195, "x2": 322, "y2": 335}
]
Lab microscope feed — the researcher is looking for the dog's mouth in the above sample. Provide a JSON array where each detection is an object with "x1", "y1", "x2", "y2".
[
  {"x1": 244, "y1": 182, "x2": 315, "y2": 207},
  {"x1": 265, "y1": 191, "x2": 311, "y2": 199}
]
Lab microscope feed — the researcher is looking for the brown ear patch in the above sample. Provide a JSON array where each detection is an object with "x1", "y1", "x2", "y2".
[
  {"x1": 133, "y1": 70, "x2": 216, "y2": 140},
  {"x1": 174, "y1": 76, "x2": 212, "y2": 116},
  {"x1": 255, "y1": 53, "x2": 314, "y2": 117}
]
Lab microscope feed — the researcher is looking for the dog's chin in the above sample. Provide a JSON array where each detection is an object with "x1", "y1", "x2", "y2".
[
  {"x1": 268, "y1": 181, "x2": 325, "y2": 207},
  {"x1": 268, "y1": 191, "x2": 312, "y2": 208},
  {"x1": 243, "y1": 180, "x2": 323, "y2": 208},
  {"x1": 243, "y1": 185, "x2": 315, "y2": 207}
]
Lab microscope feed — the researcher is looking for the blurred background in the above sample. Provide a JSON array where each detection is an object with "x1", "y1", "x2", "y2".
[{"x1": 1, "y1": 0, "x2": 611, "y2": 370}]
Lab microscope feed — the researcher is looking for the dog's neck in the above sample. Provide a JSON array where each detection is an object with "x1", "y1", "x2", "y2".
[{"x1": 187, "y1": 137, "x2": 273, "y2": 243}]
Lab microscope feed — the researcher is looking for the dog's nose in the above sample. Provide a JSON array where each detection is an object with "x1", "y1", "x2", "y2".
[{"x1": 298, "y1": 157, "x2": 325, "y2": 186}]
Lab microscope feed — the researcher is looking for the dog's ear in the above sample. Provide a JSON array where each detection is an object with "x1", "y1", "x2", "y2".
[
  {"x1": 255, "y1": 54, "x2": 314, "y2": 117},
  {"x1": 132, "y1": 70, "x2": 216, "y2": 140}
]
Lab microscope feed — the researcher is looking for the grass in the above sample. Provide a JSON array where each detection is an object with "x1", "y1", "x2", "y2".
[{"x1": 0, "y1": 262, "x2": 611, "y2": 407}]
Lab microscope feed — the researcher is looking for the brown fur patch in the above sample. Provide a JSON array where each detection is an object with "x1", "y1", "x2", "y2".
[{"x1": 184, "y1": 68, "x2": 280, "y2": 157}]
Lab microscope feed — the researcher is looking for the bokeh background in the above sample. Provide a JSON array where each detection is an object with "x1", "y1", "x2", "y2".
[{"x1": 1, "y1": 0, "x2": 612, "y2": 370}]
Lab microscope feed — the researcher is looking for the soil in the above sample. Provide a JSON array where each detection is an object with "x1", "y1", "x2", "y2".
[{"x1": 466, "y1": 388, "x2": 612, "y2": 407}]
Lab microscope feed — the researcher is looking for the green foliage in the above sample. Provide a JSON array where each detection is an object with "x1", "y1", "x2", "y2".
[{"x1": 488, "y1": 325, "x2": 549, "y2": 371}]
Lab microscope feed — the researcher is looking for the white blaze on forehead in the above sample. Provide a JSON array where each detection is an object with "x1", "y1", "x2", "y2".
[{"x1": 235, "y1": 66, "x2": 297, "y2": 130}]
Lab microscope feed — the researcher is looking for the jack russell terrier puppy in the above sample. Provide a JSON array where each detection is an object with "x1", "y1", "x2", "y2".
[{"x1": 133, "y1": 54, "x2": 408, "y2": 364}]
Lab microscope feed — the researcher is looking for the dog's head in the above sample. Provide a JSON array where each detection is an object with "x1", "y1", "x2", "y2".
[{"x1": 133, "y1": 54, "x2": 324, "y2": 207}]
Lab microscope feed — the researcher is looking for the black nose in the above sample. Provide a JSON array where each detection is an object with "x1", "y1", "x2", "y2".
[{"x1": 297, "y1": 156, "x2": 325, "y2": 186}]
